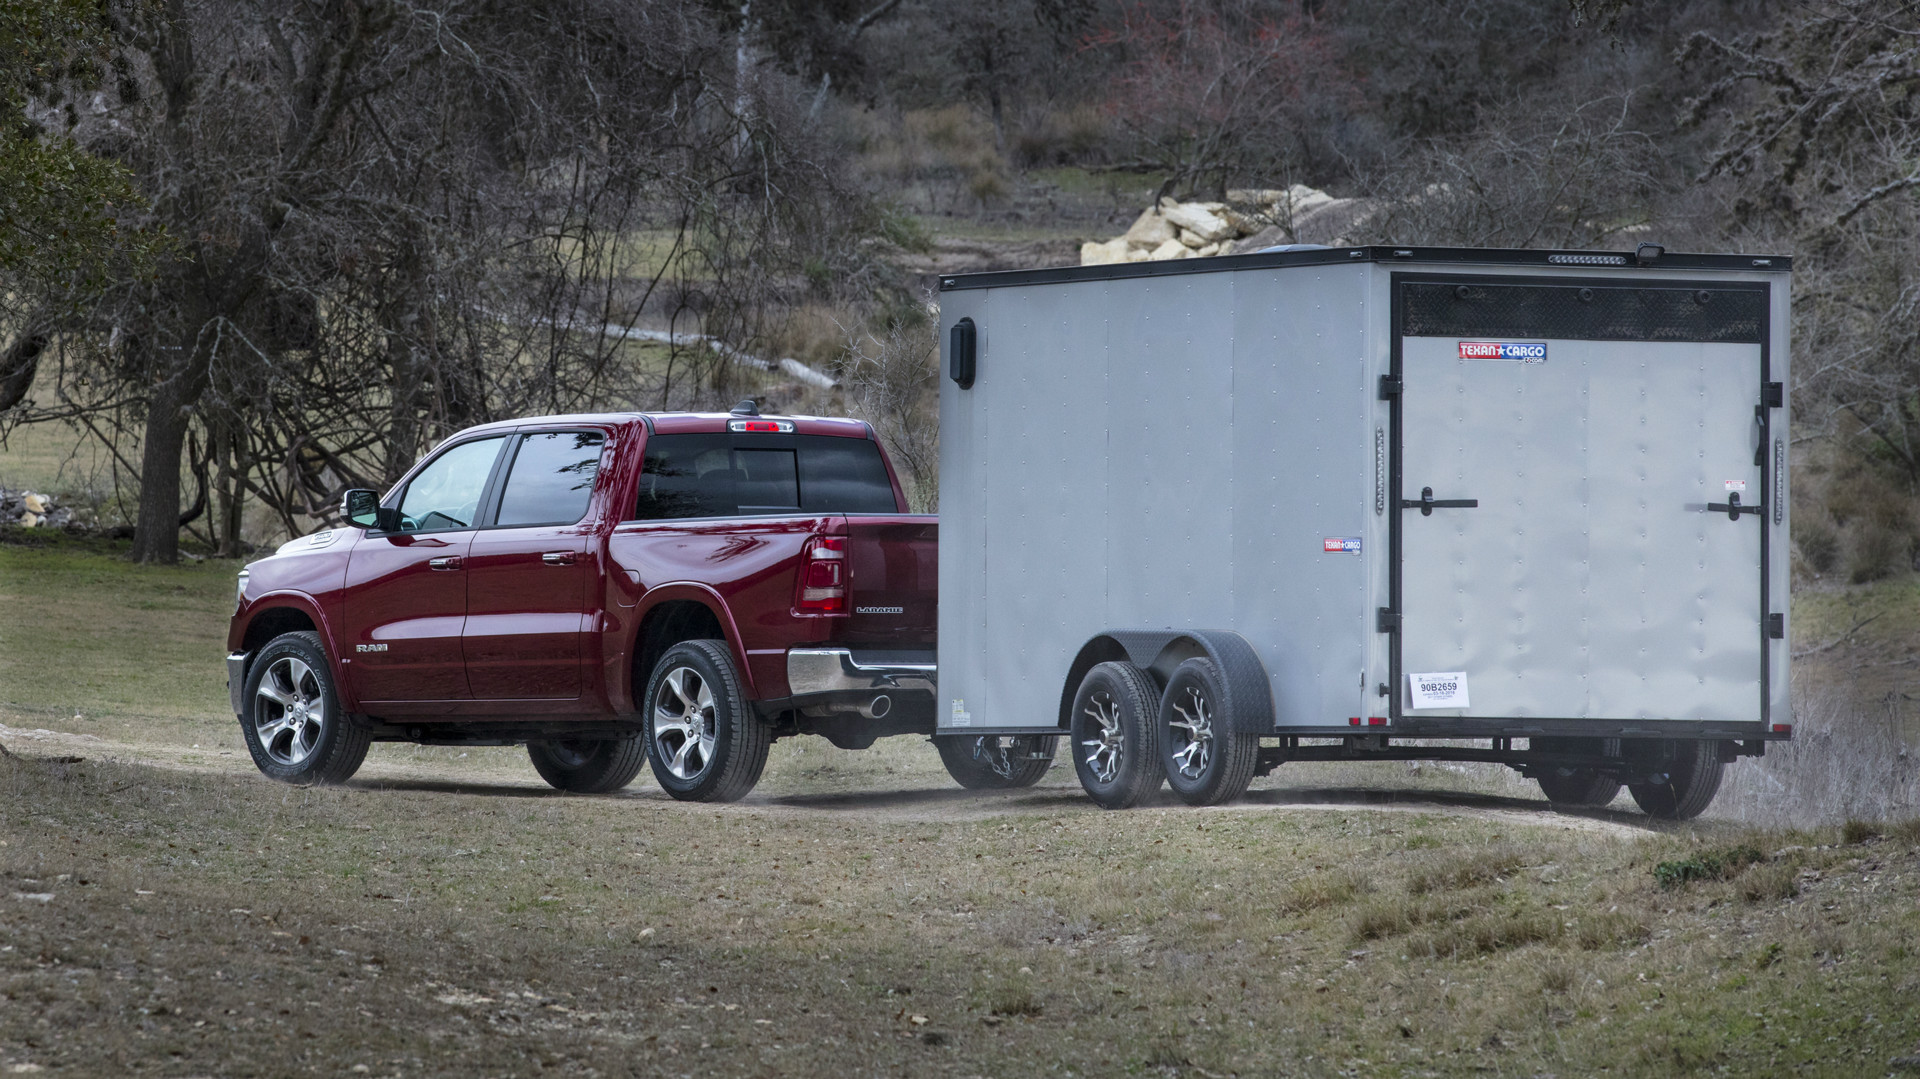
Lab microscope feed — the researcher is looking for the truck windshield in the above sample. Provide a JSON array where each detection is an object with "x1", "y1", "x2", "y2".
[{"x1": 633, "y1": 433, "x2": 897, "y2": 520}]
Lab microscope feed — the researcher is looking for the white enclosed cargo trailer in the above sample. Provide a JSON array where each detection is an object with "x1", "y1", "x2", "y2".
[{"x1": 935, "y1": 245, "x2": 1791, "y2": 819}]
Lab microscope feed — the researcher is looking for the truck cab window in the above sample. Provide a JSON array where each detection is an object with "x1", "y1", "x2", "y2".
[
  {"x1": 634, "y1": 433, "x2": 898, "y2": 520},
  {"x1": 394, "y1": 436, "x2": 504, "y2": 531},
  {"x1": 496, "y1": 431, "x2": 606, "y2": 526}
]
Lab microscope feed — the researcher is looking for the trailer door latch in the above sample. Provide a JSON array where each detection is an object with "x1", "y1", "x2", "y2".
[
  {"x1": 1706, "y1": 491, "x2": 1764, "y2": 520},
  {"x1": 1401, "y1": 487, "x2": 1479, "y2": 516}
]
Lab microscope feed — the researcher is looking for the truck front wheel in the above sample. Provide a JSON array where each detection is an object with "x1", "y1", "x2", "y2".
[
  {"x1": 240, "y1": 631, "x2": 369, "y2": 786},
  {"x1": 643, "y1": 640, "x2": 770, "y2": 802},
  {"x1": 527, "y1": 738, "x2": 647, "y2": 794},
  {"x1": 935, "y1": 734, "x2": 1056, "y2": 789},
  {"x1": 1069, "y1": 661, "x2": 1164, "y2": 809},
  {"x1": 1627, "y1": 739, "x2": 1725, "y2": 820}
]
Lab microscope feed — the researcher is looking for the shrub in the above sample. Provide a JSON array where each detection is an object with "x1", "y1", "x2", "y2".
[
  {"x1": 1653, "y1": 844, "x2": 1765, "y2": 890},
  {"x1": 1794, "y1": 515, "x2": 1840, "y2": 574}
]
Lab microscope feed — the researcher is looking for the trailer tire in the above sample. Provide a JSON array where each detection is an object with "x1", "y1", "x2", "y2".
[
  {"x1": 1159, "y1": 657, "x2": 1258, "y2": 806},
  {"x1": 1069, "y1": 661, "x2": 1164, "y2": 809},
  {"x1": 643, "y1": 640, "x2": 770, "y2": 802},
  {"x1": 1532, "y1": 737, "x2": 1623, "y2": 808},
  {"x1": 527, "y1": 737, "x2": 648, "y2": 794},
  {"x1": 1627, "y1": 739, "x2": 1725, "y2": 820},
  {"x1": 935, "y1": 734, "x2": 1056, "y2": 789}
]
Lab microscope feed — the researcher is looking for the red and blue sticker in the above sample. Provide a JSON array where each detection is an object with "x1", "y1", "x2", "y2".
[
  {"x1": 1459, "y1": 341, "x2": 1547, "y2": 363},
  {"x1": 1323, "y1": 537, "x2": 1361, "y2": 555}
]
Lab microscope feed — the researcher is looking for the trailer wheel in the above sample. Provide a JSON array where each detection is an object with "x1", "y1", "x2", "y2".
[
  {"x1": 935, "y1": 734, "x2": 1057, "y2": 789},
  {"x1": 1532, "y1": 737, "x2": 1623, "y2": 808},
  {"x1": 643, "y1": 640, "x2": 770, "y2": 802},
  {"x1": 1069, "y1": 661, "x2": 1164, "y2": 809},
  {"x1": 1627, "y1": 739, "x2": 1725, "y2": 820},
  {"x1": 1158, "y1": 657, "x2": 1259, "y2": 806}
]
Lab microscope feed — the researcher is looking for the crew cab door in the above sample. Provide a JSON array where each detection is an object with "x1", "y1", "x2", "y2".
[
  {"x1": 343, "y1": 435, "x2": 509, "y2": 703},
  {"x1": 462, "y1": 429, "x2": 606, "y2": 700}
]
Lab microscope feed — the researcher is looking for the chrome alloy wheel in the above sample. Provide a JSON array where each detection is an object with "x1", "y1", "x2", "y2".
[
  {"x1": 1166, "y1": 683, "x2": 1215, "y2": 779},
  {"x1": 254, "y1": 656, "x2": 326, "y2": 767},
  {"x1": 651, "y1": 666, "x2": 717, "y2": 781},
  {"x1": 1080, "y1": 690, "x2": 1124, "y2": 784}
]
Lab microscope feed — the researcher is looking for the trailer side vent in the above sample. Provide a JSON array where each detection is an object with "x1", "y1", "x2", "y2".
[{"x1": 1401, "y1": 282, "x2": 1765, "y2": 344}]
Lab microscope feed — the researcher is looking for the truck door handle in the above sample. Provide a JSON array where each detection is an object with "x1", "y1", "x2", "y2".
[
  {"x1": 428, "y1": 556, "x2": 463, "y2": 570},
  {"x1": 1401, "y1": 487, "x2": 1479, "y2": 516},
  {"x1": 541, "y1": 551, "x2": 576, "y2": 566},
  {"x1": 1706, "y1": 491, "x2": 1764, "y2": 520}
]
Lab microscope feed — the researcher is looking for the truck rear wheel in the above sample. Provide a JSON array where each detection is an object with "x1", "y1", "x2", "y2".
[
  {"x1": 1159, "y1": 657, "x2": 1259, "y2": 806},
  {"x1": 643, "y1": 640, "x2": 770, "y2": 802},
  {"x1": 935, "y1": 734, "x2": 1056, "y2": 789},
  {"x1": 1069, "y1": 661, "x2": 1164, "y2": 809},
  {"x1": 1532, "y1": 736, "x2": 1624, "y2": 808},
  {"x1": 240, "y1": 631, "x2": 369, "y2": 786},
  {"x1": 527, "y1": 738, "x2": 647, "y2": 794},
  {"x1": 1627, "y1": 739, "x2": 1725, "y2": 820}
]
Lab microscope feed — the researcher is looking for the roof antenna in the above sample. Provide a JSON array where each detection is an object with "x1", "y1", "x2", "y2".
[{"x1": 730, "y1": 398, "x2": 760, "y2": 416}]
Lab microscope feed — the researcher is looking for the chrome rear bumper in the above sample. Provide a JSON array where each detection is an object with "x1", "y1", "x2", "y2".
[
  {"x1": 786, "y1": 648, "x2": 935, "y2": 698},
  {"x1": 226, "y1": 651, "x2": 250, "y2": 716}
]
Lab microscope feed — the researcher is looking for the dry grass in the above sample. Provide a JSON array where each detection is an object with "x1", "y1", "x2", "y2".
[{"x1": 5, "y1": 538, "x2": 1920, "y2": 1075}]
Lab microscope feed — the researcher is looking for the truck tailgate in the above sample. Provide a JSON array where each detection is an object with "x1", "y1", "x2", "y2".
[{"x1": 840, "y1": 515, "x2": 937, "y2": 649}]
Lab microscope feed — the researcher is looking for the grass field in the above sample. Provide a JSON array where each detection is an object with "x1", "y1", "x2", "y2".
[{"x1": 4, "y1": 535, "x2": 1920, "y2": 1076}]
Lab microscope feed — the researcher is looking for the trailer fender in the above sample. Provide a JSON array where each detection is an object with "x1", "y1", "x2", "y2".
[{"x1": 1059, "y1": 630, "x2": 1275, "y2": 734}]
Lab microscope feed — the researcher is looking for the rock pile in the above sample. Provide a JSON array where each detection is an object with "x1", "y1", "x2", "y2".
[
  {"x1": 1079, "y1": 184, "x2": 1371, "y2": 266},
  {"x1": 0, "y1": 488, "x2": 73, "y2": 529}
]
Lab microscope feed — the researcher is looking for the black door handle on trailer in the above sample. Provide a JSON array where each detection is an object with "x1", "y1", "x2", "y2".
[
  {"x1": 1705, "y1": 491, "x2": 1764, "y2": 520},
  {"x1": 1401, "y1": 487, "x2": 1479, "y2": 516}
]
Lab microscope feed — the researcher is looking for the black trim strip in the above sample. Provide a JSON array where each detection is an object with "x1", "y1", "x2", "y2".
[{"x1": 938, "y1": 245, "x2": 1791, "y2": 292}]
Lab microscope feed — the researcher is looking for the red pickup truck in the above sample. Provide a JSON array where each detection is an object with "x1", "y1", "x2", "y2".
[{"x1": 225, "y1": 404, "x2": 1051, "y2": 799}]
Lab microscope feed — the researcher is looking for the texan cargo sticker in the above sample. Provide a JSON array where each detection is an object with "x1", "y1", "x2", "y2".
[
  {"x1": 1322, "y1": 537, "x2": 1361, "y2": 555},
  {"x1": 1458, "y1": 341, "x2": 1547, "y2": 363}
]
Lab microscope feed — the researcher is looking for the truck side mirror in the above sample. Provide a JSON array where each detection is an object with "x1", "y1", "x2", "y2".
[
  {"x1": 341, "y1": 489, "x2": 383, "y2": 530},
  {"x1": 949, "y1": 317, "x2": 976, "y2": 389}
]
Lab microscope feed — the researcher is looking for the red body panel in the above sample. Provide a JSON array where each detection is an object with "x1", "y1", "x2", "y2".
[{"x1": 228, "y1": 411, "x2": 937, "y2": 724}]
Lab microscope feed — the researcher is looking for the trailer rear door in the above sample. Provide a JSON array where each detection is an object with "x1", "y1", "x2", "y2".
[{"x1": 1392, "y1": 276, "x2": 1775, "y2": 726}]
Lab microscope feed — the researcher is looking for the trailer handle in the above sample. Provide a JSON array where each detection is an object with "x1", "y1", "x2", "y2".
[
  {"x1": 1705, "y1": 491, "x2": 1764, "y2": 521},
  {"x1": 1401, "y1": 487, "x2": 1479, "y2": 516}
]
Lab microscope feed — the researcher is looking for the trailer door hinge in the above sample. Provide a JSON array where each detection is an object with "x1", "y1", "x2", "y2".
[
  {"x1": 1376, "y1": 607, "x2": 1400, "y2": 633},
  {"x1": 1378, "y1": 374, "x2": 1402, "y2": 400},
  {"x1": 1767, "y1": 613, "x2": 1785, "y2": 639},
  {"x1": 1763, "y1": 382, "x2": 1784, "y2": 409}
]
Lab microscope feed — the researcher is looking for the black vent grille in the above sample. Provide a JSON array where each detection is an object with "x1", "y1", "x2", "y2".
[{"x1": 1401, "y1": 282, "x2": 1765, "y2": 344}]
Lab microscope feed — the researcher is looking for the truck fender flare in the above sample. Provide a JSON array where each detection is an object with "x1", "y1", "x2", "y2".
[
  {"x1": 624, "y1": 583, "x2": 758, "y2": 704},
  {"x1": 234, "y1": 591, "x2": 355, "y2": 710},
  {"x1": 1059, "y1": 629, "x2": 1274, "y2": 735}
]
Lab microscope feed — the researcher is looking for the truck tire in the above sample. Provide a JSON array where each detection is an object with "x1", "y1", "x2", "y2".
[
  {"x1": 643, "y1": 639, "x2": 770, "y2": 802},
  {"x1": 1627, "y1": 740, "x2": 1725, "y2": 820},
  {"x1": 527, "y1": 738, "x2": 648, "y2": 794},
  {"x1": 935, "y1": 734, "x2": 1056, "y2": 789},
  {"x1": 240, "y1": 631, "x2": 369, "y2": 786},
  {"x1": 1158, "y1": 657, "x2": 1259, "y2": 807},
  {"x1": 1532, "y1": 736, "x2": 1623, "y2": 808},
  {"x1": 1068, "y1": 661, "x2": 1164, "y2": 810}
]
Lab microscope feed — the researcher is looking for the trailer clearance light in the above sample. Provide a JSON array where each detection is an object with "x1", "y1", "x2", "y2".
[
  {"x1": 729, "y1": 419, "x2": 794, "y2": 433},
  {"x1": 1367, "y1": 717, "x2": 1387, "y2": 726},
  {"x1": 795, "y1": 535, "x2": 848, "y2": 614},
  {"x1": 1773, "y1": 724, "x2": 1793, "y2": 734}
]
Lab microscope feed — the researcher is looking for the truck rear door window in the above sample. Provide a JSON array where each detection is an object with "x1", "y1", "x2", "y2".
[
  {"x1": 633, "y1": 433, "x2": 897, "y2": 520},
  {"x1": 495, "y1": 430, "x2": 606, "y2": 526}
]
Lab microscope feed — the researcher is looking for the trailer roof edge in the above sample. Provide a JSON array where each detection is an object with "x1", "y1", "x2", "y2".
[{"x1": 936, "y1": 245, "x2": 1793, "y2": 292}]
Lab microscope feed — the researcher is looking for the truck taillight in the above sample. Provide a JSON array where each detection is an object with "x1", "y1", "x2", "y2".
[{"x1": 795, "y1": 535, "x2": 847, "y2": 614}]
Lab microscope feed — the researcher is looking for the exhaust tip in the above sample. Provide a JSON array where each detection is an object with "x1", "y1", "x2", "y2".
[{"x1": 866, "y1": 694, "x2": 892, "y2": 720}]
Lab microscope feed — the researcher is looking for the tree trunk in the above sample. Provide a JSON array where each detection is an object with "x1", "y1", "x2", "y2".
[{"x1": 131, "y1": 369, "x2": 195, "y2": 564}]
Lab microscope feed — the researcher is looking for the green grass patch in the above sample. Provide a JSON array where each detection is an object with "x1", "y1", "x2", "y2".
[{"x1": 1653, "y1": 844, "x2": 1766, "y2": 890}]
